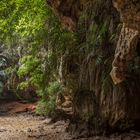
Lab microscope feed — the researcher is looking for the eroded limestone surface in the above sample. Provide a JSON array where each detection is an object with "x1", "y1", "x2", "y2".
[
  {"x1": 110, "y1": 24, "x2": 139, "y2": 84},
  {"x1": 111, "y1": 0, "x2": 140, "y2": 84}
]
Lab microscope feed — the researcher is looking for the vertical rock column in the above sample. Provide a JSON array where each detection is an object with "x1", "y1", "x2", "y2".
[
  {"x1": 110, "y1": 24, "x2": 139, "y2": 84},
  {"x1": 111, "y1": 0, "x2": 140, "y2": 84}
]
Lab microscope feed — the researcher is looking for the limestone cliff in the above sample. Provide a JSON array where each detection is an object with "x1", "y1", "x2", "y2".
[
  {"x1": 47, "y1": 0, "x2": 140, "y2": 130},
  {"x1": 47, "y1": 0, "x2": 140, "y2": 85},
  {"x1": 47, "y1": 0, "x2": 93, "y2": 31},
  {"x1": 111, "y1": 0, "x2": 140, "y2": 84},
  {"x1": 113, "y1": 0, "x2": 140, "y2": 31}
]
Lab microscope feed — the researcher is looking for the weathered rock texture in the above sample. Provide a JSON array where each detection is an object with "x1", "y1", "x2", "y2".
[
  {"x1": 47, "y1": 0, "x2": 140, "y2": 85},
  {"x1": 110, "y1": 25, "x2": 139, "y2": 84},
  {"x1": 47, "y1": 0, "x2": 140, "y2": 131},
  {"x1": 47, "y1": 0, "x2": 93, "y2": 31},
  {"x1": 113, "y1": 0, "x2": 140, "y2": 31},
  {"x1": 111, "y1": 0, "x2": 140, "y2": 84},
  {"x1": 47, "y1": 0, "x2": 79, "y2": 31}
]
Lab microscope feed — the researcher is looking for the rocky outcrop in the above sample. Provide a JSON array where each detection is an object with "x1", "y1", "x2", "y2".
[
  {"x1": 113, "y1": 0, "x2": 140, "y2": 31},
  {"x1": 110, "y1": 25, "x2": 139, "y2": 84},
  {"x1": 111, "y1": 0, "x2": 140, "y2": 84},
  {"x1": 47, "y1": 0, "x2": 140, "y2": 85},
  {"x1": 47, "y1": 0, "x2": 140, "y2": 32},
  {"x1": 47, "y1": 0, "x2": 140, "y2": 131},
  {"x1": 47, "y1": 0, "x2": 93, "y2": 31}
]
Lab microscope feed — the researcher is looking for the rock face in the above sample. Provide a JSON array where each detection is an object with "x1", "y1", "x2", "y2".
[
  {"x1": 113, "y1": 0, "x2": 140, "y2": 31},
  {"x1": 110, "y1": 25, "x2": 139, "y2": 84},
  {"x1": 111, "y1": 0, "x2": 140, "y2": 84},
  {"x1": 47, "y1": 0, "x2": 93, "y2": 31},
  {"x1": 47, "y1": 0, "x2": 140, "y2": 84},
  {"x1": 47, "y1": 0, "x2": 140, "y2": 130},
  {"x1": 47, "y1": 0, "x2": 81, "y2": 31}
]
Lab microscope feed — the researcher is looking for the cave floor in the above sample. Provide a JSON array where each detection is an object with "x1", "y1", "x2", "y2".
[{"x1": 0, "y1": 100, "x2": 140, "y2": 140}]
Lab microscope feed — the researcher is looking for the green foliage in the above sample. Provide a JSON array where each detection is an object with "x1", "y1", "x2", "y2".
[
  {"x1": 36, "y1": 99, "x2": 56, "y2": 116},
  {"x1": 0, "y1": 0, "x2": 47, "y2": 42},
  {"x1": 36, "y1": 81, "x2": 63, "y2": 115},
  {"x1": 0, "y1": 0, "x2": 76, "y2": 114},
  {"x1": 47, "y1": 81, "x2": 63, "y2": 96},
  {"x1": 17, "y1": 50, "x2": 47, "y2": 99}
]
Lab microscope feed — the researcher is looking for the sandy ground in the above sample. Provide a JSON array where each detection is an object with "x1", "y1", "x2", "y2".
[
  {"x1": 0, "y1": 113, "x2": 71, "y2": 140},
  {"x1": 0, "y1": 100, "x2": 70, "y2": 140},
  {"x1": 0, "y1": 101, "x2": 140, "y2": 140}
]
